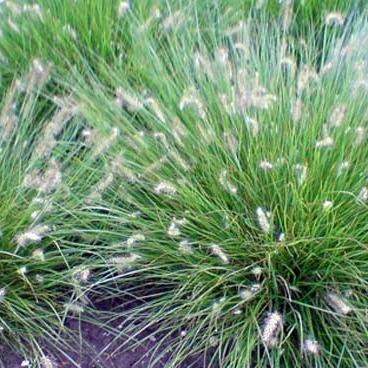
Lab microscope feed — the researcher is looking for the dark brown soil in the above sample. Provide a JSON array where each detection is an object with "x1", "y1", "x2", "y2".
[{"x1": 0, "y1": 299, "x2": 209, "y2": 368}]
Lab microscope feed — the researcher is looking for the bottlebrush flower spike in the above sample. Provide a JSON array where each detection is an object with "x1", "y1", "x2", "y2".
[
  {"x1": 261, "y1": 312, "x2": 283, "y2": 348},
  {"x1": 210, "y1": 244, "x2": 230, "y2": 264},
  {"x1": 303, "y1": 338, "x2": 320, "y2": 356},
  {"x1": 256, "y1": 207, "x2": 272, "y2": 234},
  {"x1": 325, "y1": 292, "x2": 352, "y2": 315}
]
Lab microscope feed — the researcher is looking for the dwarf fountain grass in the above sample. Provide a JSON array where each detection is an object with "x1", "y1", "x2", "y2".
[
  {"x1": 0, "y1": 0, "x2": 365, "y2": 91},
  {"x1": 54, "y1": 5, "x2": 368, "y2": 367},
  {"x1": 0, "y1": 67, "x2": 116, "y2": 365}
]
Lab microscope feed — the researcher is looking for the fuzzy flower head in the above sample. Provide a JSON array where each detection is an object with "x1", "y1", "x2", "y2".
[
  {"x1": 72, "y1": 267, "x2": 91, "y2": 284},
  {"x1": 316, "y1": 136, "x2": 334, "y2": 148},
  {"x1": 325, "y1": 292, "x2": 352, "y2": 315},
  {"x1": 357, "y1": 186, "x2": 368, "y2": 203},
  {"x1": 15, "y1": 224, "x2": 50, "y2": 248},
  {"x1": 256, "y1": 207, "x2": 273, "y2": 234},
  {"x1": 154, "y1": 181, "x2": 177, "y2": 195},
  {"x1": 261, "y1": 311, "x2": 283, "y2": 347},
  {"x1": 0, "y1": 288, "x2": 6, "y2": 303},
  {"x1": 325, "y1": 12, "x2": 345, "y2": 26},
  {"x1": 322, "y1": 200, "x2": 333, "y2": 211},
  {"x1": 219, "y1": 170, "x2": 238, "y2": 195},
  {"x1": 118, "y1": 1, "x2": 130, "y2": 17},
  {"x1": 178, "y1": 239, "x2": 193, "y2": 255},
  {"x1": 110, "y1": 254, "x2": 141, "y2": 272},
  {"x1": 303, "y1": 338, "x2": 320, "y2": 356},
  {"x1": 126, "y1": 233, "x2": 145, "y2": 247},
  {"x1": 210, "y1": 244, "x2": 230, "y2": 264}
]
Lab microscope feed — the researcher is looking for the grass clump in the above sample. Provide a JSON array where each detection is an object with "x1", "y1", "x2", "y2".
[
  {"x1": 0, "y1": 0, "x2": 364, "y2": 87},
  {"x1": 55, "y1": 6, "x2": 368, "y2": 367},
  {"x1": 0, "y1": 62, "x2": 109, "y2": 365}
]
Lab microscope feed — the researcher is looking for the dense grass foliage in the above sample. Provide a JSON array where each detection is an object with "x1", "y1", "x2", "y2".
[
  {"x1": 0, "y1": 64, "x2": 112, "y2": 366},
  {"x1": 0, "y1": 0, "x2": 364, "y2": 87},
  {"x1": 0, "y1": 1, "x2": 367, "y2": 367},
  {"x1": 57, "y1": 8, "x2": 368, "y2": 368}
]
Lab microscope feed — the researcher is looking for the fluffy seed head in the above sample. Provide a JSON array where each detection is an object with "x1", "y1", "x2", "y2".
[
  {"x1": 126, "y1": 233, "x2": 145, "y2": 247},
  {"x1": 325, "y1": 12, "x2": 345, "y2": 26},
  {"x1": 15, "y1": 224, "x2": 50, "y2": 248},
  {"x1": 115, "y1": 87, "x2": 143, "y2": 112},
  {"x1": 303, "y1": 338, "x2": 320, "y2": 356},
  {"x1": 110, "y1": 254, "x2": 141, "y2": 271},
  {"x1": 0, "y1": 288, "x2": 6, "y2": 303},
  {"x1": 294, "y1": 163, "x2": 308, "y2": 185},
  {"x1": 219, "y1": 170, "x2": 238, "y2": 195},
  {"x1": 329, "y1": 105, "x2": 346, "y2": 127},
  {"x1": 357, "y1": 186, "x2": 368, "y2": 202},
  {"x1": 322, "y1": 200, "x2": 333, "y2": 211},
  {"x1": 32, "y1": 248, "x2": 45, "y2": 261},
  {"x1": 355, "y1": 126, "x2": 366, "y2": 145},
  {"x1": 259, "y1": 160, "x2": 273, "y2": 171},
  {"x1": 256, "y1": 207, "x2": 272, "y2": 234},
  {"x1": 40, "y1": 356, "x2": 55, "y2": 368},
  {"x1": 178, "y1": 239, "x2": 193, "y2": 255},
  {"x1": 72, "y1": 267, "x2": 91, "y2": 284},
  {"x1": 316, "y1": 136, "x2": 334, "y2": 148},
  {"x1": 261, "y1": 312, "x2": 283, "y2": 347},
  {"x1": 325, "y1": 292, "x2": 352, "y2": 315},
  {"x1": 154, "y1": 181, "x2": 177, "y2": 195},
  {"x1": 118, "y1": 1, "x2": 130, "y2": 16},
  {"x1": 210, "y1": 244, "x2": 230, "y2": 264}
]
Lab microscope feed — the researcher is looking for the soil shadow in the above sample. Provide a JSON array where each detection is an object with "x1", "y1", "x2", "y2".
[{"x1": 0, "y1": 297, "x2": 212, "y2": 368}]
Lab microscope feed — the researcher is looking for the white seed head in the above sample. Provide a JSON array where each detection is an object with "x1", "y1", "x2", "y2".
[
  {"x1": 178, "y1": 239, "x2": 193, "y2": 255},
  {"x1": 179, "y1": 88, "x2": 206, "y2": 119},
  {"x1": 17, "y1": 266, "x2": 27, "y2": 277},
  {"x1": 322, "y1": 200, "x2": 333, "y2": 211},
  {"x1": 277, "y1": 232, "x2": 285, "y2": 242},
  {"x1": 162, "y1": 10, "x2": 184, "y2": 31},
  {"x1": 295, "y1": 163, "x2": 308, "y2": 185},
  {"x1": 325, "y1": 292, "x2": 352, "y2": 315},
  {"x1": 126, "y1": 233, "x2": 145, "y2": 247},
  {"x1": 355, "y1": 126, "x2": 366, "y2": 145},
  {"x1": 291, "y1": 98, "x2": 303, "y2": 122},
  {"x1": 357, "y1": 186, "x2": 368, "y2": 202},
  {"x1": 0, "y1": 288, "x2": 6, "y2": 303},
  {"x1": 245, "y1": 116, "x2": 259, "y2": 137},
  {"x1": 337, "y1": 160, "x2": 350, "y2": 175},
  {"x1": 118, "y1": 1, "x2": 130, "y2": 16},
  {"x1": 15, "y1": 224, "x2": 50, "y2": 248},
  {"x1": 115, "y1": 87, "x2": 143, "y2": 112},
  {"x1": 303, "y1": 338, "x2": 320, "y2": 356},
  {"x1": 256, "y1": 207, "x2": 272, "y2": 234},
  {"x1": 259, "y1": 160, "x2": 273, "y2": 171},
  {"x1": 297, "y1": 65, "x2": 319, "y2": 94},
  {"x1": 316, "y1": 136, "x2": 334, "y2": 148},
  {"x1": 239, "y1": 283, "x2": 261, "y2": 301},
  {"x1": 63, "y1": 24, "x2": 77, "y2": 40},
  {"x1": 219, "y1": 170, "x2": 238, "y2": 195},
  {"x1": 64, "y1": 302, "x2": 84, "y2": 314},
  {"x1": 325, "y1": 12, "x2": 345, "y2": 26},
  {"x1": 154, "y1": 181, "x2": 177, "y2": 195},
  {"x1": 110, "y1": 254, "x2": 141, "y2": 271},
  {"x1": 329, "y1": 105, "x2": 346, "y2": 127},
  {"x1": 40, "y1": 356, "x2": 55, "y2": 368},
  {"x1": 39, "y1": 159, "x2": 62, "y2": 193},
  {"x1": 210, "y1": 244, "x2": 230, "y2": 264},
  {"x1": 261, "y1": 312, "x2": 283, "y2": 347},
  {"x1": 251, "y1": 266, "x2": 263, "y2": 279},
  {"x1": 32, "y1": 248, "x2": 45, "y2": 261},
  {"x1": 72, "y1": 267, "x2": 91, "y2": 284},
  {"x1": 224, "y1": 132, "x2": 238, "y2": 155},
  {"x1": 168, "y1": 222, "x2": 180, "y2": 237}
]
